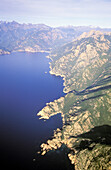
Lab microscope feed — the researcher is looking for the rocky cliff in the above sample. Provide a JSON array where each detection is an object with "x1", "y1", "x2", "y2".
[{"x1": 37, "y1": 31, "x2": 111, "y2": 170}]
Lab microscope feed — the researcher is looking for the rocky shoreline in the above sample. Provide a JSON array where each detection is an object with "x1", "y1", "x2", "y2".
[
  {"x1": 0, "y1": 49, "x2": 10, "y2": 55},
  {"x1": 37, "y1": 31, "x2": 111, "y2": 170},
  {"x1": 0, "y1": 49, "x2": 51, "y2": 56}
]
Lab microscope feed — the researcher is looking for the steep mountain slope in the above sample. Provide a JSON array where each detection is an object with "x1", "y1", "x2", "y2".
[
  {"x1": 37, "y1": 31, "x2": 111, "y2": 170},
  {"x1": 0, "y1": 21, "x2": 76, "y2": 54},
  {"x1": 50, "y1": 30, "x2": 111, "y2": 92},
  {"x1": 0, "y1": 21, "x2": 111, "y2": 54}
]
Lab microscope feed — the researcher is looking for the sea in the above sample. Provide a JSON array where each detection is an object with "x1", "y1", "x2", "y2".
[{"x1": 0, "y1": 52, "x2": 74, "y2": 170}]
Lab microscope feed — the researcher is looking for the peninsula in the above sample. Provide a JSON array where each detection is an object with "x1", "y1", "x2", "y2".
[
  {"x1": 37, "y1": 30, "x2": 111, "y2": 170},
  {"x1": 0, "y1": 21, "x2": 111, "y2": 169}
]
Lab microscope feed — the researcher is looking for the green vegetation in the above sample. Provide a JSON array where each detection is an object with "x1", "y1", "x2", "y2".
[
  {"x1": 38, "y1": 30, "x2": 111, "y2": 170},
  {"x1": 1, "y1": 21, "x2": 111, "y2": 169}
]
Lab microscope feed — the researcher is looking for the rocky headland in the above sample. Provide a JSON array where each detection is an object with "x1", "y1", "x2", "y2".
[
  {"x1": 37, "y1": 30, "x2": 111, "y2": 170},
  {"x1": 0, "y1": 21, "x2": 111, "y2": 169}
]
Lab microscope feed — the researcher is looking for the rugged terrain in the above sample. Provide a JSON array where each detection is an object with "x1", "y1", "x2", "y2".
[
  {"x1": 1, "y1": 21, "x2": 111, "y2": 169},
  {"x1": 37, "y1": 30, "x2": 111, "y2": 170},
  {"x1": 0, "y1": 21, "x2": 111, "y2": 54}
]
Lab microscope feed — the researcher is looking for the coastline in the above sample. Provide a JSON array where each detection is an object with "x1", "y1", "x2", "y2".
[
  {"x1": 36, "y1": 53, "x2": 69, "y2": 157},
  {"x1": 36, "y1": 45, "x2": 111, "y2": 169},
  {"x1": 0, "y1": 49, "x2": 51, "y2": 56},
  {"x1": 0, "y1": 49, "x2": 10, "y2": 55},
  {"x1": 47, "y1": 54, "x2": 67, "y2": 94}
]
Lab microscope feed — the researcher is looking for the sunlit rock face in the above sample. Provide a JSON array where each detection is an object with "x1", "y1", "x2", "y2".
[{"x1": 37, "y1": 31, "x2": 111, "y2": 170}]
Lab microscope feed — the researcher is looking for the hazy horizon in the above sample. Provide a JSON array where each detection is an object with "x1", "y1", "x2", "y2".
[
  {"x1": 1, "y1": 20, "x2": 111, "y2": 29},
  {"x1": 0, "y1": 0, "x2": 111, "y2": 28}
]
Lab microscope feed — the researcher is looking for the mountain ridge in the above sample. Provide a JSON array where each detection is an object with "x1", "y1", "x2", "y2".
[
  {"x1": 0, "y1": 21, "x2": 111, "y2": 55},
  {"x1": 37, "y1": 30, "x2": 111, "y2": 170},
  {"x1": 0, "y1": 21, "x2": 111, "y2": 169}
]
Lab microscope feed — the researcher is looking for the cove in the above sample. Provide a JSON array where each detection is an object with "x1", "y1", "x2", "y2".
[{"x1": 0, "y1": 52, "x2": 65, "y2": 170}]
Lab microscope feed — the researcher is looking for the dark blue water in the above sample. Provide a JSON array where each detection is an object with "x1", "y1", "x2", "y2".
[{"x1": 0, "y1": 52, "x2": 65, "y2": 170}]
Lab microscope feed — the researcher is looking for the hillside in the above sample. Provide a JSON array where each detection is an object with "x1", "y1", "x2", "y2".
[
  {"x1": 37, "y1": 31, "x2": 111, "y2": 170},
  {"x1": 0, "y1": 21, "x2": 111, "y2": 55}
]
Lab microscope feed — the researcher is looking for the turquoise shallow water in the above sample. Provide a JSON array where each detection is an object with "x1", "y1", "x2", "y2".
[{"x1": 0, "y1": 52, "x2": 66, "y2": 170}]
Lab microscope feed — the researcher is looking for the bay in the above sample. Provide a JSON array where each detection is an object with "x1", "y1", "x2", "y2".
[{"x1": 0, "y1": 52, "x2": 66, "y2": 170}]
